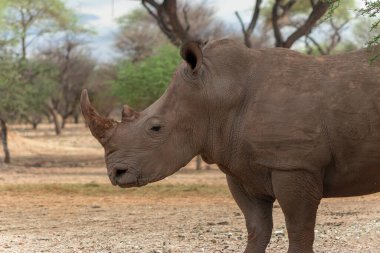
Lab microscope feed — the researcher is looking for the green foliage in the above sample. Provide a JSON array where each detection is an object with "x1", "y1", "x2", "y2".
[
  {"x1": 0, "y1": 0, "x2": 91, "y2": 122},
  {"x1": 116, "y1": 8, "x2": 147, "y2": 27},
  {"x1": 358, "y1": 0, "x2": 380, "y2": 61},
  {"x1": 112, "y1": 44, "x2": 181, "y2": 109},
  {"x1": 21, "y1": 60, "x2": 56, "y2": 117},
  {"x1": 358, "y1": 1, "x2": 380, "y2": 44},
  {"x1": 0, "y1": 55, "x2": 24, "y2": 119},
  {"x1": 0, "y1": 54, "x2": 55, "y2": 121},
  {"x1": 87, "y1": 65, "x2": 118, "y2": 117},
  {"x1": 3, "y1": 0, "x2": 77, "y2": 30},
  {"x1": 0, "y1": 0, "x2": 8, "y2": 23},
  {"x1": 323, "y1": 0, "x2": 342, "y2": 19},
  {"x1": 328, "y1": 0, "x2": 380, "y2": 60},
  {"x1": 0, "y1": 0, "x2": 83, "y2": 58}
]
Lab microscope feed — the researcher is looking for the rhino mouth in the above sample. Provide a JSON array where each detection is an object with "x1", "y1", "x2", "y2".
[{"x1": 110, "y1": 167, "x2": 147, "y2": 188}]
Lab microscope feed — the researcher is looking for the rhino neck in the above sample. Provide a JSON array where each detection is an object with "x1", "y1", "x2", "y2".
[{"x1": 201, "y1": 94, "x2": 250, "y2": 171}]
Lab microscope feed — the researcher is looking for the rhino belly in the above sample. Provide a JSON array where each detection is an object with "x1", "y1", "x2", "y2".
[
  {"x1": 323, "y1": 162, "x2": 380, "y2": 197},
  {"x1": 323, "y1": 111, "x2": 380, "y2": 197}
]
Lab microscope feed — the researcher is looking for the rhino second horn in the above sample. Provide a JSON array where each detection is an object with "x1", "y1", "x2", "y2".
[
  {"x1": 80, "y1": 89, "x2": 117, "y2": 144},
  {"x1": 122, "y1": 105, "x2": 139, "y2": 122}
]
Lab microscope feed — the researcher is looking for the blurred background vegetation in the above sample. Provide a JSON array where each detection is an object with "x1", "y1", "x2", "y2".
[{"x1": 0, "y1": 0, "x2": 379, "y2": 164}]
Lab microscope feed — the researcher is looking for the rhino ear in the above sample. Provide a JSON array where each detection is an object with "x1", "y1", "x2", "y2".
[{"x1": 180, "y1": 41, "x2": 203, "y2": 74}]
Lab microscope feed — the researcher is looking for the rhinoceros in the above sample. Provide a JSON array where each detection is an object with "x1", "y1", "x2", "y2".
[{"x1": 81, "y1": 39, "x2": 380, "y2": 253}]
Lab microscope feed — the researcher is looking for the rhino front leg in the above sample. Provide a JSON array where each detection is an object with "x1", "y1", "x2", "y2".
[
  {"x1": 227, "y1": 175, "x2": 274, "y2": 253},
  {"x1": 272, "y1": 170, "x2": 323, "y2": 253}
]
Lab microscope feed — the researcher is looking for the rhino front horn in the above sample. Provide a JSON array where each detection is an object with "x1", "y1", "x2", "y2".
[{"x1": 80, "y1": 89, "x2": 117, "y2": 144}]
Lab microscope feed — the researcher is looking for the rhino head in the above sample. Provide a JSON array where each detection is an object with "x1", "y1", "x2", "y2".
[
  {"x1": 81, "y1": 40, "x2": 246, "y2": 187},
  {"x1": 81, "y1": 42, "x2": 210, "y2": 187}
]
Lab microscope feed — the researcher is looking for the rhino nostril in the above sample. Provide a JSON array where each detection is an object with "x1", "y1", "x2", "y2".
[{"x1": 115, "y1": 169, "x2": 127, "y2": 179}]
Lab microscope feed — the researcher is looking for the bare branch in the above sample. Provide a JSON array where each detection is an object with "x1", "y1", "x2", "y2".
[
  {"x1": 142, "y1": 0, "x2": 160, "y2": 9},
  {"x1": 163, "y1": 0, "x2": 192, "y2": 43},
  {"x1": 182, "y1": 4, "x2": 190, "y2": 32},
  {"x1": 142, "y1": 0, "x2": 176, "y2": 44},
  {"x1": 272, "y1": 0, "x2": 284, "y2": 47},
  {"x1": 283, "y1": 1, "x2": 330, "y2": 48},
  {"x1": 235, "y1": 0, "x2": 262, "y2": 48},
  {"x1": 25, "y1": 30, "x2": 44, "y2": 48},
  {"x1": 325, "y1": 19, "x2": 349, "y2": 54},
  {"x1": 247, "y1": 0, "x2": 262, "y2": 34},
  {"x1": 235, "y1": 11, "x2": 245, "y2": 31},
  {"x1": 306, "y1": 35, "x2": 326, "y2": 55},
  {"x1": 280, "y1": 0, "x2": 297, "y2": 15},
  {"x1": 141, "y1": 0, "x2": 193, "y2": 47}
]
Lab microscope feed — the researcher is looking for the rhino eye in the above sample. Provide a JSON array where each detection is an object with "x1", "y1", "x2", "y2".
[{"x1": 150, "y1": 125, "x2": 161, "y2": 132}]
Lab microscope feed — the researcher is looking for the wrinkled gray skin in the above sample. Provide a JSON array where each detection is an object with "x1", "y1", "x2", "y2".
[{"x1": 81, "y1": 39, "x2": 380, "y2": 253}]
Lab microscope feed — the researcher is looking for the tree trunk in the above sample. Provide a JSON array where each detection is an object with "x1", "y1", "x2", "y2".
[
  {"x1": 48, "y1": 107, "x2": 61, "y2": 135},
  {"x1": 74, "y1": 113, "x2": 79, "y2": 124},
  {"x1": 195, "y1": 155, "x2": 202, "y2": 170},
  {"x1": 45, "y1": 112, "x2": 52, "y2": 123},
  {"x1": 32, "y1": 122, "x2": 38, "y2": 130},
  {"x1": 21, "y1": 34, "x2": 27, "y2": 60},
  {"x1": 52, "y1": 112, "x2": 61, "y2": 135},
  {"x1": 61, "y1": 117, "x2": 66, "y2": 129},
  {"x1": 0, "y1": 119, "x2": 11, "y2": 164}
]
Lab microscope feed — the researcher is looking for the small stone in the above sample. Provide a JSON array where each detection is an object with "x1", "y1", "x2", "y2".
[{"x1": 274, "y1": 230, "x2": 285, "y2": 236}]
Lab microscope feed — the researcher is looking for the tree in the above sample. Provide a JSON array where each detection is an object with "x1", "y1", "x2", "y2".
[
  {"x1": 235, "y1": 0, "x2": 330, "y2": 49},
  {"x1": 87, "y1": 64, "x2": 118, "y2": 118},
  {"x1": 1, "y1": 59, "x2": 19, "y2": 164},
  {"x1": 1, "y1": 0, "x2": 76, "y2": 59},
  {"x1": 0, "y1": 0, "x2": 9, "y2": 24},
  {"x1": 328, "y1": 0, "x2": 380, "y2": 60},
  {"x1": 41, "y1": 36, "x2": 95, "y2": 133},
  {"x1": 357, "y1": 0, "x2": 380, "y2": 61},
  {"x1": 302, "y1": 0, "x2": 356, "y2": 55},
  {"x1": 0, "y1": 52, "x2": 55, "y2": 163},
  {"x1": 19, "y1": 59, "x2": 56, "y2": 129},
  {"x1": 0, "y1": 0, "x2": 85, "y2": 134},
  {"x1": 113, "y1": 44, "x2": 180, "y2": 110},
  {"x1": 117, "y1": 3, "x2": 228, "y2": 61},
  {"x1": 115, "y1": 8, "x2": 168, "y2": 62},
  {"x1": 140, "y1": 0, "x2": 229, "y2": 47},
  {"x1": 0, "y1": 55, "x2": 20, "y2": 163},
  {"x1": 351, "y1": 16, "x2": 380, "y2": 49}
]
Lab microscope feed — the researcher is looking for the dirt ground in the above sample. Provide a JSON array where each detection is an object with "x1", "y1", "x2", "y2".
[{"x1": 0, "y1": 124, "x2": 379, "y2": 253}]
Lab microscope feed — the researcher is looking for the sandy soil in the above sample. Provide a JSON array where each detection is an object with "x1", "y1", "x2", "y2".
[{"x1": 0, "y1": 124, "x2": 379, "y2": 253}]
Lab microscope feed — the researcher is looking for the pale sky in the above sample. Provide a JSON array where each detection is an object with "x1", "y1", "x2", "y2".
[
  {"x1": 64, "y1": 0, "x2": 364, "y2": 63},
  {"x1": 63, "y1": 0, "x2": 262, "y2": 62}
]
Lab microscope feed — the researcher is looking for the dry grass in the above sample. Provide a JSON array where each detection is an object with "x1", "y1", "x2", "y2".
[{"x1": 0, "y1": 182, "x2": 230, "y2": 197}]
